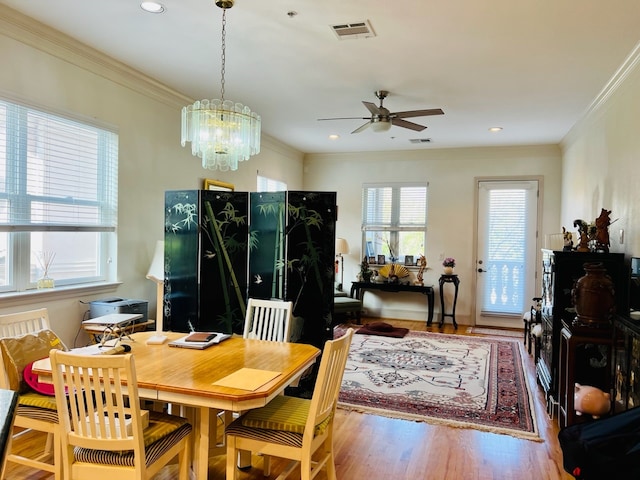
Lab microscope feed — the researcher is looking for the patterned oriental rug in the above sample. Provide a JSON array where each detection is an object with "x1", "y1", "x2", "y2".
[{"x1": 336, "y1": 328, "x2": 541, "y2": 441}]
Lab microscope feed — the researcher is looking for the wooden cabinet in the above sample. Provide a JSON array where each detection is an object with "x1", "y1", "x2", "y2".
[
  {"x1": 558, "y1": 321, "x2": 613, "y2": 427},
  {"x1": 612, "y1": 315, "x2": 640, "y2": 413},
  {"x1": 537, "y1": 250, "x2": 627, "y2": 416}
]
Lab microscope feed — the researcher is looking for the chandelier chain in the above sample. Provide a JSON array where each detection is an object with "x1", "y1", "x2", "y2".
[{"x1": 220, "y1": 8, "x2": 227, "y2": 102}]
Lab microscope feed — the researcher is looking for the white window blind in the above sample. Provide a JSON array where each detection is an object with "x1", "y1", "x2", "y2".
[
  {"x1": 257, "y1": 175, "x2": 286, "y2": 192},
  {"x1": 0, "y1": 98, "x2": 118, "y2": 292}
]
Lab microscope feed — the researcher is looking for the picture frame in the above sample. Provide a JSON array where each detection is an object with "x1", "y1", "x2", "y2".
[
  {"x1": 377, "y1": 254, "x2": 386, "y2": 265},
  {"x1": 368, "y1": 256, "x2": 377, "y2": 265},
  {"x1": 203, "y1": 179, "x2": 234, "y2": 191},
  {"x1": 405, "y1": 255, "x2": 414, "y2": 266}
]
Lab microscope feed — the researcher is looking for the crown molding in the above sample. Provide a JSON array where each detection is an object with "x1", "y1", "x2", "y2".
[{"x1": 0, "y1": 4, "x2": 192, "y2": 109}]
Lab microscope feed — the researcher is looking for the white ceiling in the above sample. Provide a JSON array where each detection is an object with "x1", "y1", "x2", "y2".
[{"x1": 3, "y1": 0, "x2": 640, "y2": 154}]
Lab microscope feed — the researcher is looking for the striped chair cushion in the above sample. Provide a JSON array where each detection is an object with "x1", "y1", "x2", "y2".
[
  {"x1": 73, "y1": 413, "x2": 191, "y2": 466},
  {"x1": 226, "y1": 419, "x2": 304, "y2": 448},
  {"x1": 239, "y1": 395, "x2": 332, "y2": 436},
  {"x1": 16, "y1": 402, "x2": 59, "y2": 423},
  {"x1": 19, "y1": 391, "x2": 58, "y2": 410}
]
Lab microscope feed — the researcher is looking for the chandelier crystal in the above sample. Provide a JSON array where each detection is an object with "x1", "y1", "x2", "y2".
[{"x1": 181, "y1": 0, "x2": 261, "y2": 171}]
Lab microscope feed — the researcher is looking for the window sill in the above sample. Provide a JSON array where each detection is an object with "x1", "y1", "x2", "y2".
[{"x1": 0, "y1": 282, "x2": 122, "y2": 308}]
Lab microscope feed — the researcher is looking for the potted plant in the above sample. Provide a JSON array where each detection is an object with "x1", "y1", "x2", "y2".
[{"x1": 442, "y1": 257, "x2": 456, "y2": 275}]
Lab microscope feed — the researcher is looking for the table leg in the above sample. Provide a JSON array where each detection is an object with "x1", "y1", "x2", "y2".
[
  {"x1": 426, "y1": 290, "x2": 434, "y2": 325},
  {"x1": 194, "y1": 407, "x2": 210, "y2": 479}
]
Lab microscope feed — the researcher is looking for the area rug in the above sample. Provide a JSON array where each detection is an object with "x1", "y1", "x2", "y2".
[{"x1": 336, "y1": 327, "x2": 541, "y2": 441}]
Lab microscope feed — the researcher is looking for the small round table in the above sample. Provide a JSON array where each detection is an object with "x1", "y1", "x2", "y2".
[{"x1": 439, "y1": 274, "x2": 460, "y2": 329}]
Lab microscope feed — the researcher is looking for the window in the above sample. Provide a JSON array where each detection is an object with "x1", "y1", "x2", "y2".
[
  {"x1": 257, "y1": 175, "x2": 286, "y2": 192},
  {"x1": 362, "y1": 183, "x2": 427, "y2": 264},
  {"x1": 0, "y1": 98, "x2": 118, "y2": 293}
]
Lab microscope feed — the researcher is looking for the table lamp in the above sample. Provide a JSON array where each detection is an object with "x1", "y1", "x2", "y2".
[
  {"x1": 146, "y1": 240, "x2": 165, "y2": 334},
  {"x1": 335, "y1": 238, "x2": 350, "y2": 291}
]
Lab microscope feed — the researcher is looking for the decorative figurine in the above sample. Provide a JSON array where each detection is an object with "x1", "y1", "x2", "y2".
[
  {"x1": 562, "y1": 227, "x2": 573, "y2": 251},
  {"x1": 415, "y1": 255, "x2": 427, "y2": 285},
  {"x1": 594, "y1": 208, "x2": 612, "y2": 252},
  {"x1": 574, "y1": 383, "x2": 611, "y2": 418}
]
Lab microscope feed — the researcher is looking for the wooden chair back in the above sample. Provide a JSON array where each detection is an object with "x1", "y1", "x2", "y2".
[
  {"x1": 0, "y1": 308, "x2": 61, "y2": 479},
  {"x1": 243, "y1": 298, "x2": 293, "y2": 342},
  {"x1": 304, "y1": 328, "x2": 353, "y2": 445},
  {"x1": 0, "y1": 308, "x2": 51, "y2": 390},
  {"x1": 50, "y1": 350, "x2": 191, "y2": 480}
]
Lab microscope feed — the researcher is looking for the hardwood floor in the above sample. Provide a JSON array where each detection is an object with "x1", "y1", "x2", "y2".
[{"x1": 4, "y1": 318, "x2": 573, "y2": 479}]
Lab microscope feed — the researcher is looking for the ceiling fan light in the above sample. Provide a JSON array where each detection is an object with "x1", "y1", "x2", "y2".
[{"x1": 370, "y1": 120, "x2": 392, "y2": 132}]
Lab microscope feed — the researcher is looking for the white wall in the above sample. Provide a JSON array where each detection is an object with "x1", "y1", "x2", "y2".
[
  {"x1": 561, "y1": 45, "x2": 640, "y2": 258},
  {"x1": 0, "y1": 8, "x2": 303, "y2": 347},
  {"x1": 304, "y1": 146, "x2": 562, "y2": 324}
]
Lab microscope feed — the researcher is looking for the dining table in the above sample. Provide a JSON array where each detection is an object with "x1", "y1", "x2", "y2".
[{"x1": 33, "y1": 331, "x2": 321, "y2": 479}]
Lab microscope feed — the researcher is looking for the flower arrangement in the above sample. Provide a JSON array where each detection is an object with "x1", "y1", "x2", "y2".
[{"x1": 442, "y1": 257, "x2": 456, "y2": 268}]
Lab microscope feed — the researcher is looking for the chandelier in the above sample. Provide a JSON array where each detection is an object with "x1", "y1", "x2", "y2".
[{"x1": 181, "y1": 0, "x2": 261, "y2": 171}]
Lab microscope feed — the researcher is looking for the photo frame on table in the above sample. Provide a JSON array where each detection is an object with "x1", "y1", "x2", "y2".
[
  {"x1": 203, "y1": 179, "x2": 234, "y2": 191},
  {"x1": 368, "y1": 256, "x2": 376, "y2": 265},
  {"x1": 405, "y1": 255, "x2": 414, "y2": 266},
  {"x1": 377, "y1": 254, "x2": 386, "y2": 265}
]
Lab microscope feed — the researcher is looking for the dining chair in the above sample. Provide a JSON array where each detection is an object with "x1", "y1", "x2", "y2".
[
  {"x1": 225, "y1": 328, "x2": 354, "y2": 480},
  {"x1": 0, "y1": 308, "x2": 63, "y2": 480},
  {"x1": 49, "y1": 350, "x2": 193, "y2": 480},
  {"x1": 243, "y1": 298, "x2": 294, "y2": 342}
]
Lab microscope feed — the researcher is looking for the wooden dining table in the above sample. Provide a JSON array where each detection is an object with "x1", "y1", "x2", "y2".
[{"x1": 34, "y1": 331, "x2": 320, "y2": 479}]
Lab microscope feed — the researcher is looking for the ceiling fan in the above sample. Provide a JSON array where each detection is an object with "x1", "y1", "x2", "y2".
[{"x1": 318, "y1": 90, "x2": 444, "y2": 134}]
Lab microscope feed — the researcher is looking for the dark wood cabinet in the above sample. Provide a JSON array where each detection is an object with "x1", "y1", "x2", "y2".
[
  {"x1": 537, "y1": 249, "x2": 627, "y2": 416},
  {"x1": 612, "y1": 315, "x2": 640, "y2": 413}
]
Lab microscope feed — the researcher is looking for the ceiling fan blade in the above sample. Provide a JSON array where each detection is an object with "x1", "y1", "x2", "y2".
[
  {"x1": 391, "y1": 118, "x2": 427, "y2": 131},
  {"x1": 362, "y1": 101, "x2": 381, "y2": 115},
  {"x1": 393, "y1": 108, "x2": 444, "y2": 119},
  {"x1": 318, "y1": 117, "x2": 369, "y2": 121},
  {"x1": 351, "y1": 122, "x2": 371, "y2": 134}
]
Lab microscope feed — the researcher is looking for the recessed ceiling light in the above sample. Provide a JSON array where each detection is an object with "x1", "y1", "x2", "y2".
[
  {"x1": 488, "y1": 127, "x2": 503, "y2": 132},
  {"x1": 329, "y1": 134, "x2": 340, "y2": 140},
  {"x1": 140, "y1": 2, "x2": 165, "y2": 13}
]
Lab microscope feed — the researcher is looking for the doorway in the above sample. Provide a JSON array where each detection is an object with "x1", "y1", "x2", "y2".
[{"x1": 475, "y1": 179, "x2": 540, "y2": 328}]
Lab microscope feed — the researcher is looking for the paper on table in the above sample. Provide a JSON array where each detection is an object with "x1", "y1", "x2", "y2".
[{"x1": 212, "y1": 368, "x2": 281, "y2": 391}]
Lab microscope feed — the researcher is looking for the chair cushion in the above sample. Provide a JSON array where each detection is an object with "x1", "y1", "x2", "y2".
[
  {"x1": 74, "y1": 419, "x2": 192, "y2": 467},
  {"x1": 0, "y1": 329, "x2": 65, "y2": 393},
  {"x1": 240, "y1": 395, "x2": 331, "y2": 436},
  {"x1": 18, "y1": 391, "x2": 58, "y2": 411},
  {"x1": 141, "y1": 411, "x2": 190, "y2": 448}
]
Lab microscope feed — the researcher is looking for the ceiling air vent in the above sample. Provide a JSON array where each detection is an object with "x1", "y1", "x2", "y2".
[
  {"x1": 331, "y1": 20, "x2": 375, "y2": 40},
  {"x1": 410, "y1": 138, "x2": 432, "y2": 144}
]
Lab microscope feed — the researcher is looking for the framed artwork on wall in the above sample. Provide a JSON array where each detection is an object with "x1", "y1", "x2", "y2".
[{"x1": 203, "y1": 179, "x2": 234, "y2": 191}]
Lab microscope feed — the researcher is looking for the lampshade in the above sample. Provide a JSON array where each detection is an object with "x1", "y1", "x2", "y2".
[
  {"x1": 370, "y1": 119, "x2": 392, "y2": 132},
  {"x1": 180, "y1": 0, "x2": 261, "y2": 171},
  {"x1": 146, "y1": 240, "x2": 164, "y2": 333},
  {"x1": 146, "y1": 240, "x2": 164, "y2": 283},
  {"x1": 335, "y1": 238, "x2": 350, "y2": 255}
]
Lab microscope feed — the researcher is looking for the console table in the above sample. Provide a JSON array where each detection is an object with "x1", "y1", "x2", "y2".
[{"x1": 350, "y1": 281, "x2": 434, "y2": 325}]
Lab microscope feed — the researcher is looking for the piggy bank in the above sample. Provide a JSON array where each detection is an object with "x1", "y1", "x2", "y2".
[{"x1": 574, "y1": 383, "x2": 611, "y2": 418}]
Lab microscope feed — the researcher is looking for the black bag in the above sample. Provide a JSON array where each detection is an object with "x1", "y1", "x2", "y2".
[{"x1": 558, "y1": 406, "x2": 640, "y2": 479}]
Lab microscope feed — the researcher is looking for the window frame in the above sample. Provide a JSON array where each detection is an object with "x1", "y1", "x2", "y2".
[
  {"x1": 361, "y1": 182, "x2": 428, "y2": 265},
  {"x1": 0, "y1": 97, "x2": 118, "y2": 293}
]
